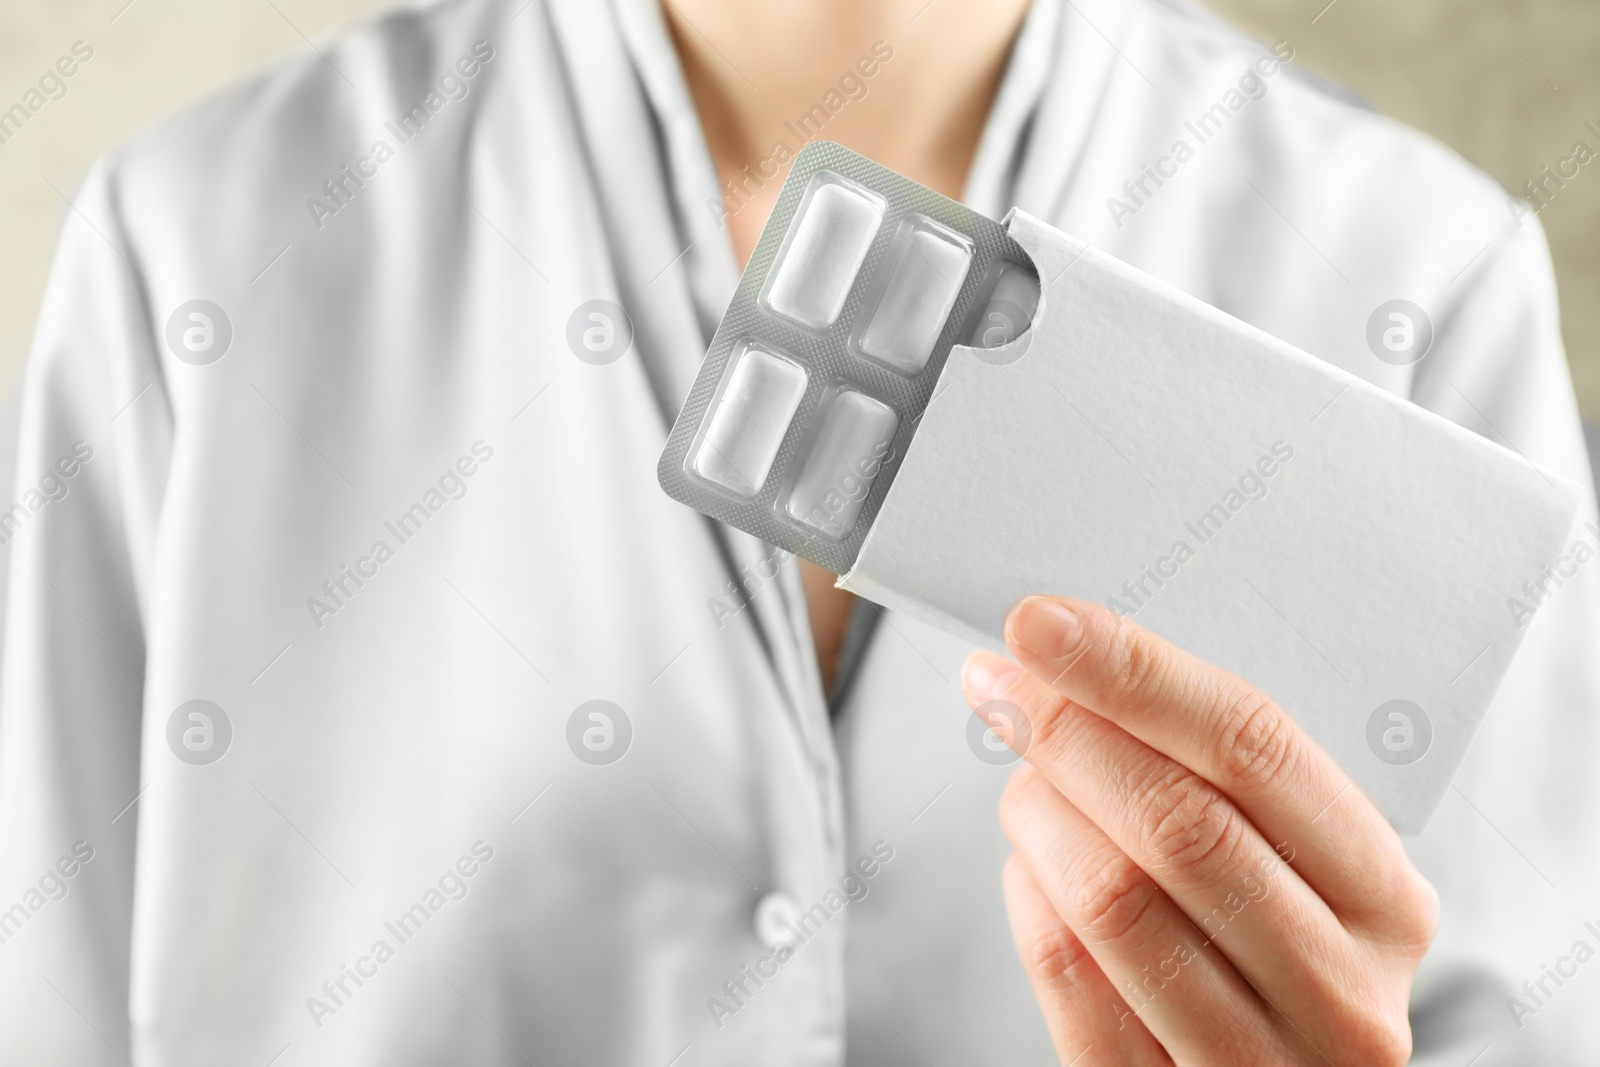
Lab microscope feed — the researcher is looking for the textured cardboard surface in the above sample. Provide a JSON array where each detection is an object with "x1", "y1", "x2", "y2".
[{"x1": 842, "y1": 209, "x2": 1580, "y2": 834}]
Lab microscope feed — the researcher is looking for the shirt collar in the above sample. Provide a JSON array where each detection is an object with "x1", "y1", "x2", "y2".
[
  {"x1": 610, "y1": 0, "x2": 743, "y2": 344},
  {"x1": 608, "y1": 0, "x2": 1111, "y2": 344},
  {"x1": 964, "y1": 0, "x2": 1062, "y2": 219}
]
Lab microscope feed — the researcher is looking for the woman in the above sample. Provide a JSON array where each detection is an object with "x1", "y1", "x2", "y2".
[{"x1": 0, "y1": 0, "x2": 1594, "y2": 1062}]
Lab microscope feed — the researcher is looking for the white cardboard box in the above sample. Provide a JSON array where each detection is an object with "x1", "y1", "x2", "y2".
[{"x1": 840, "y1": 208, "x2": 1579, "y2": 834}]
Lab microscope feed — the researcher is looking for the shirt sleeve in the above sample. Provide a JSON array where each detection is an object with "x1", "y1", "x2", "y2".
[
  {"x1": 0, "y1": 156, "x2": 172, "y2": 1064},
  {"x1": 1405, "y1": 215, "x2": 1600, "y2": 1063}
]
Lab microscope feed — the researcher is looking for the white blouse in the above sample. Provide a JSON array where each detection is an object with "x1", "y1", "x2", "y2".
[{"x1": 0, "y1": 0, "x2": 1595, "y2": 1062}]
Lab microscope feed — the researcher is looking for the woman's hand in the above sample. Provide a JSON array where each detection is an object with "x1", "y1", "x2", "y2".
[{"x1": 963, "y1": 596, "x2": 1438, "y2": 1066}]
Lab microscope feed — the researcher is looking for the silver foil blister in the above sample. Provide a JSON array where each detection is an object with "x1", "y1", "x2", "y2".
[{"x1": 658, "y1": 141, "x2": 1039, "y2": 574}]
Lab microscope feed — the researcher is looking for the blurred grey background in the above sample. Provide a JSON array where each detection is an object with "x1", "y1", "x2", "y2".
[{"x1": 3, "y1": 0, "x2": 1597, "y2": 415}]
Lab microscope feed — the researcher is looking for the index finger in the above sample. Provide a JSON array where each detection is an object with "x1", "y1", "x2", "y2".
[{"x1": 1000, "y1": 594, "x2": 1415, "y2": 925}]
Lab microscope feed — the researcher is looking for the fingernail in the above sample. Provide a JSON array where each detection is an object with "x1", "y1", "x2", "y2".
[
  {"x1": 962, "y1": 653, "x2": 1024, "y2": 704},
  {"x1": 1009, "y1": 597, "x2": 1084, "y2": 661}
]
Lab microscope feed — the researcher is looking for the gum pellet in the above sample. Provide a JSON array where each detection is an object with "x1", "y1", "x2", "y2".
[
  {"x1": 858, "y1": 222, "x2": 973, "y2": 374},
  {"x1": 764, "y1": 182, "x2": 884, "y2": 329},
  {"x1": 692, "y1": 348, "x2": 809, "y2": 497},
  {"x1": 785, "y1": 391, "x2": 900, "y2": 537},
  {"x1": 967, "y1": 261, "x2": 1040, "y2": 349}
]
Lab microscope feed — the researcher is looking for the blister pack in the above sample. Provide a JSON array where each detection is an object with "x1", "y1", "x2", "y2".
[{"x1": 657, "y1": 140, "x2": 1039, "y2": 574}]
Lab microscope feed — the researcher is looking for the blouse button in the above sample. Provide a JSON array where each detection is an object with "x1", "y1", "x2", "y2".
[{"x1": 753, "y1": 892, "x2": 804, "y2": 951}]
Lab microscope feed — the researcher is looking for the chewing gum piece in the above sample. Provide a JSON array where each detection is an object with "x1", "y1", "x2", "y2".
[
  {"x1": 859, "y1": 221, "x2": 973, "y2": 374},
  {"x1": 691, "y1": 348, "x2": 808, "y2": 497},
  {"x1": 786, "y1": 391, "x2": 900, "y2": 538},
  {"x1": 764, "y1": 181, "x2": 884, "y2": 329},
  {"x1": 968, "y1": 261, "x2": 1041, "y2": 349}
]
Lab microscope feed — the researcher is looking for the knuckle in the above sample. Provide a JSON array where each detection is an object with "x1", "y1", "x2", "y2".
[
  {"x1": 1334, "y1": 1006, "x2": 1413, "y2": 1067},
  {"x1": 1137, "y1": 770, "x2": 1247, "y2": 885},
  {"x1": 1215, "y1": 687, "x2": 1297, "y2": 791},
  {"x1": 1022, "y1": 925, "x2": 1096, "y2": 990},
  {"x1": 1408, "y1": 877, "x2": 1442, "y2": 950},
  {"x1": 1004, "y1": 854, "x2": 1095, "y2": 989},
  {"x1": 1373, "y1": 1027, "x2": 1414, "y2": 1067},
  {"x1": 1105, "y1": 623, "x2": 1166, "y2": 714},
  {"x1": 1070, "y1": 855, "x2": 1159, "y2": 945},
  {"x1": 1382, "y1": 867, "x2": 1441, "y2": 954}
]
